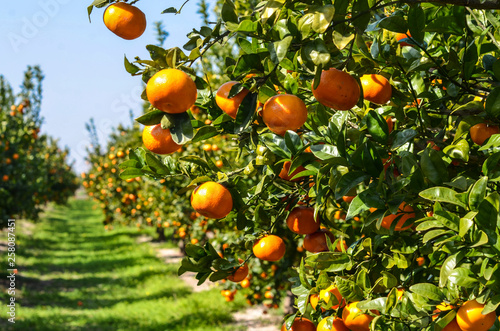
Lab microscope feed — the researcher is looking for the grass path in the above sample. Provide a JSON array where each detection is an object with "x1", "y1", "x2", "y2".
[{"x1": 0, "y1": 198, "x2": 247, "y2": 331}]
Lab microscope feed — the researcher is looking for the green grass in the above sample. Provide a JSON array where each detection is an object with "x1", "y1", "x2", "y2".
[{"x1": 0, "y1": 199, "x2": 246, "y2": 331}]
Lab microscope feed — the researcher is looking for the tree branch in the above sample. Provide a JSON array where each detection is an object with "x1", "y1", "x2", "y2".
[{"x1": 400, "y1": 0, "x2": 500, "y2": 9}]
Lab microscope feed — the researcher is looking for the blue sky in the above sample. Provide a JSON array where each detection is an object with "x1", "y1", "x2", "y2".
[{"x1": 0, "y1": 0, "x2": 212, "y2": 173}]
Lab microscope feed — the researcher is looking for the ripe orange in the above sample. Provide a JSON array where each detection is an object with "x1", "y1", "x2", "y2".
[
  {"x1": 360, "y1": 74, "x2": 392, "y2": 105},
  {"x1": 319, "y1": 284, "x2": 345, "y2": 309},
  {"x1": 442, "y1": 319, "x2": 462, "y2": 331},
  {"x1": 416, "y1": 257, "x2": 425, "y2": 266},
  {"x1": 253, "y1": 235, "x2": 286, "y2": 261},
  {"x1": 342, "y1": 301, "x2": 375, "y2": 331},
  {"x1": 146, "y1": 68, "x2": 197, "y2": 114},
  {"x1": 312, "y1": 68, "x2": 360, "y2": 110},
  {"x1": 142, "y1": 124, "x2": 181, "y2": 154},
  {"x1": 380, "y1": 202, "x2": 415, "y2": 231},
  {"x1": 215, "y1": 160, "x2": 224, "y2": 168},
  {"x1": 215, "y1": 81, "x2": 250, "y2": 119},
  {"x1": 342, "y1": 195, "x2": 355, "y2": 203},
  {"x1": 227, "y1": 258, "x2": 249, "y2": 282},
  {"x1": 470, "y1": 123, "x2": 499, "y2": 145},
  {"x1": 456, "y1": 299, "x2": 496, "y2": 331},
  {"x1": 240, "y1": 278, "x2": 251, "y2": 288},
  {"x1": 386, "y1": 116, "x2": 394, "y2": 133},
  {"x1": 262, "y1": 94, "x2": 308, "y2": 136},
  {"x1": 396, "y1": 31, "x2": 413, "y2": 47},
  {"x1": 317, "y1": 317, "x2": 349, "y2": 331},
  {"x1": 2, "y1": 175, "x2": 9, "y2": 181},
  {"x1": 103, "y1": 2, "x2": 146, "y2": 40},
  {"x1": 309, "y1": 293, "x2": 323, "y2": 311},
  {"x1": 303, "y1": 229, "x2": 335, "y2": 253},
  {"x1": 279, "y1": 161, "x2": 306, "y2": 182},
  {"x1": 191, "y1": 181, "x2": 233, "y2": 219},
  {"x1": 286, "y1": 207, "x2": 320, "y2": 235},
  {"x1": 281, "y1": 317, "x2": 316, "y2": 331},
  {"x1": 12, "y1": 153, "x2": 19, "y2": 160}
]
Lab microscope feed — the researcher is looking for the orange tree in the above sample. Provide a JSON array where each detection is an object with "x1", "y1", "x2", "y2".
[
  {"x1": 0, "y1": 66, "x2": 78, "y2": 225},
  {"x1": 88, "y1": 0, "x2": 500, "y2": 329}
]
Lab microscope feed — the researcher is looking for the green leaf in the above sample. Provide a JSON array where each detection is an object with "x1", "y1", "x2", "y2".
[
  {"x1": 409, "y1": 283, "x2": 444, "y2": 301},
  {"x1": 419, "y1": 187, "x2": 467, "y2": 209},
  {"x1": 268, "y1": 36, "x2": 293, "y2": 64},
  {"x1": 351, "y1": 0, "x2": 370, "y2": 32},
  {"x1": 221, "y1": 0, "x2": 238, "y2": 23},
  {"x1": 478, "y1": 134, "x2": 500, "y2": 153},
  {"x1": 483, "y1": 153, "x2": 500, "y2": 182},
  {"x1": 119, "y1": 168, "x2": 144, "y2": 180},
  {"x1": 448, "y1": 268, "x2": 478, "y2": 287},
  {"x1": 476, "y1": 192, "x2": 500, "y2": 232},
  {"x1": 162, "y1": 7, "x2": 178, "y2": 14},
  {"x1": 361, "y1": 140, "x2": 383, "y2": 177},
  {"x1": 391, "y1": 129, "x2": 418, "y2": 150},
  {"x1": 423, "y1": 6, "x2": 465, "y2": 35},
  {"x1": 260, "y1": 133, "x2": 291, "y2": 159},
  {"x1": 378, "y1": 15, "x2": 408, "y2": 33},
  {"x1": 420, "y1": 148, "x2": 449, "y2": 185},
  {"x1": 192, "y1": 126, "x2": 220, "y2": 143},
  {"x1": 443, "y1": 139, "x2": 470, "y2": 162},
  {"x1": 335, "y1": 171, "x2": 370, "y2": 200},
  {"x1": 310, "y1": 144, "x2": 342, "y2": 161},
  {"x1": 135, "y1": 110, "x2": 165, "y2": 126},
  {"x1": 234, "y1": 93, "x2": 257, "y2": 134},
  {"x1": 469, "y1": 177, "x2": 488, "y2": 211},
  {"x1": 439, "y1": 251, "x2": 465, "y2": 287},
  {"x1": 408, "y1": 5, "x2": 425, "y2": 43},
  {"x1": 179, "y1": 156, "x2": 210, "y2": 169},
  {"x1": 119, "y1": 159, "x2": 140, "y2": 170},
  {"x1": 301, "y1": 39, "x2": 331, "y2": 67},
  {"x1": 365, "y1": 110, "x2": 389, "y2": 144},
  {"x1": 145, "y1": 153, "x2": 170, "y2": 176},
  {"x1": 483, "y1": 294, "x2": 500, "y2": 315},
  {"x1": 312, "y1": 5, "x2": 335, "y2": 33},
  {"x1": 185, "y1": 244, "x2": 207, "y2": 259},
  {"x1": 233, "y1": 54, "x2": 264, "y2": 75},
  {"x1": 305, "y1": 252, "x2": 350, "y2": 272},
  {"x1": 485, "y1": 87, "x2": 500, "y2": 118},
  {"x1": 336, "y1": 276, "x2": 364, "y2": 302},
  {"x1": 332, "y1": 31, "x2": 355, "y2": 50},
  {"x1": 164, "y1": 112, "x2": 193, "y2": 145},
  {"x1": 124, "y1": 55, "x2": 140, "y2": 75}
]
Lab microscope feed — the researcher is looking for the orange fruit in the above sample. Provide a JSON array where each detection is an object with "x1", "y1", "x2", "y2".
[
  {"x1": 286, "y1": 206, "x2": 320, "y2": 235},
  {"x1": 442, "y1": 319, "x2": 462, "y2": 331},
  {"x1": 215, "y1": 160, "x2": 224, "y2": 168},
  {"x1": 264, "y1": 290, "x2": 274, "y2": 299},
  {"x1": 142, "y1": 124, "x2": 181, "y2": 154},
  {"x1": 146, "y1": 68, "x2": 197, "y2": 114},
  {"x1": 253, "y1": 235, "x2": 286, "y2": 261},
  {"x1": 2, "y1": 175, "x2": 9, "y2": 181},
  {"x1": 190, "y1": 238, "x2": 199, "y2": 245},
  {"x1": 215, "y1": 81, "x2": 250, "y2": 119},
  {"x1": 279, "y1": 161, "x2": 306, "y2": 182},
  {"x1": 342, "y1": 195, "x2": 355, "y2": 203},
  {"x1": 317, "y1": 317, "x2": 349, "y2": 331},
  {"x1": 191, "y1": 181, "x2": 233, "y2": 219},
  {"x1": 310, "y1": 293, "x2": 322, "y2": 311},
  {"x1": 281, "y1": 317, "x2": 316, "y2": 331},
  {"x1": 360, "y1": 74, "x2": 392, "y2": 105},
  {"x1": 416, "y1": 257, "x2": 425, "y2": 266},
  {"x1": 262, "y1": 94, "x2": 308, "y2": 136},
  {"x1": 312, "y1": 68, "x2": 360, "y2": 110},
  {"x1": 470, "y1": 123, "x2": 499, "y2": 145},
  {"x1": 103, "y1": 2, "x2": 146, "y2": 40},
  {"x1": 342, "y1": 301, "x2": 375, "y2": 331},
  {"x1": 380, "y1": 202, "x2": 415, "y2": 231},
  {"x1": 319, "y1": 284, "x2": 345, "y2": 309},
  {"x1": 456, "y1": 299, "x2": 496, "y2": 331},
  {"x1": 396, "y1": 31, "x2": 413, "y2": 47},
  {"x1": 227, "y1": 258, "x2": 249, "y2": 282},
  {"x1": 240, "y1": 278, "x2": 251, "y2": 288},
  {"x1": 386, "y1": 116, "x2": 394, "y2": 133},
  {"x1": 12, "y1": 153, "x2": 19, "y2": 160},
  {"x1": 303, "y1": 229, "x2": 335, "y2": 253}
]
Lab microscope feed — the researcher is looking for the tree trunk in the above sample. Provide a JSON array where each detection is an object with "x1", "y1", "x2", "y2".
[{"x1": 156, "y1": 227, "x2": 166, "y2": 242}]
